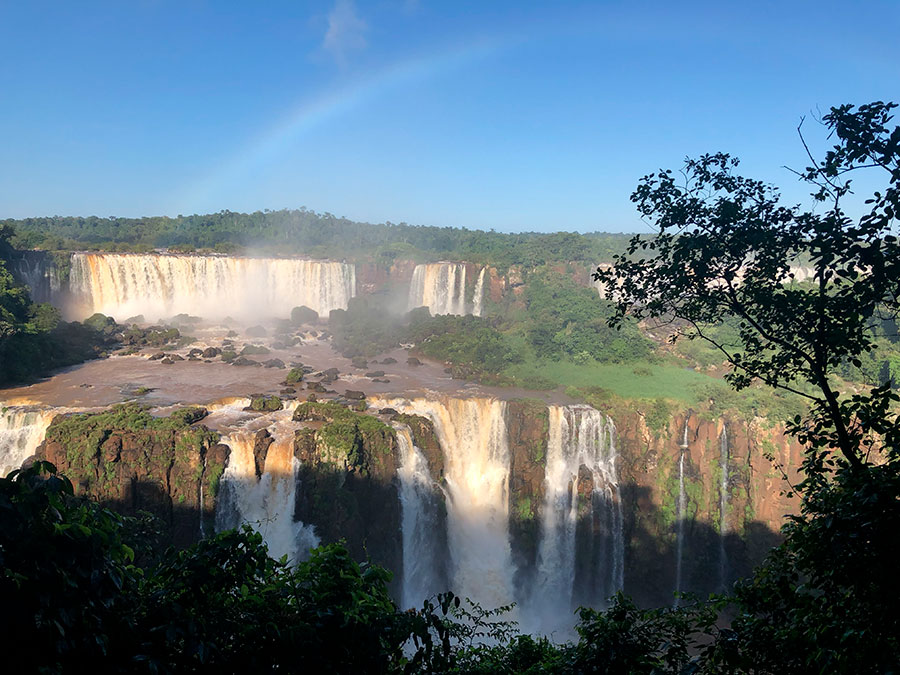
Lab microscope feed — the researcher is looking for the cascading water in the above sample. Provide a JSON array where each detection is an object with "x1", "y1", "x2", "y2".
[
  {"x1": 394, "y1": 423, "x2": 448, "y2": 609},
  {"x1": 718, "y1": 424, "x2": 730, "y2": 592},
  {"x1": 472, "y1": 267, "x2": 486, "y2": 317},
  {"x1": 374, "y1": 395, "x2": 514, "y2": 610},
  {"x1": 67, "y1": 253, "x2": 356, "y2": 321},
  {"x1": 528, "y1": 405, "x2": 624, "y2": 634},
  {"x1": 215, "y1": 411, "x2": 318, "y2": 562},
  {"x1": 674, "y1": 419, "x2": 689, "y2": 606},
  {"x1": 9, "y1": 252, "x2": 61, "y2": 304},
  {"x1": 407, "y1": 263, "x2": 469, "y2": 316},
  {"x1": 0, "y1": 407, "x2": 58, "y2": 476}
]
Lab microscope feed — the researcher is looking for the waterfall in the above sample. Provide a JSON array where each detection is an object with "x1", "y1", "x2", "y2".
[
  {"x1": 8, "y1": 252, "x2": 60, "y2": 304},
  {"x1": 394, "y1": 423, "x2": 448, "y2": 608},
  {"x1": 374, "y1": 396, "x2": 514, "y2": 610},
  {"x1": 215, "y1": 413, "x2": 319, "y2": 562},
  {"x1": 718, "y1": 424, "x2": 729, "y2": 592},
  {"x1": 407, "y1": 263, "x2": 469, "y2": 316},
  {"x1": 0, "y1": 407, "x2": 57, "y2": 476},
  {"x1": 472, "y1": 267, "x2": 486, "y2": 317},
  {"x1": 67, "y1": 253, "x2": 356, "y2": 322},
  {"x1": 527, "y1": 405, "x2": 623, "y2": 633},
  {"x1": 674, "y1": 419, "x2": 689, "y2": 606}
]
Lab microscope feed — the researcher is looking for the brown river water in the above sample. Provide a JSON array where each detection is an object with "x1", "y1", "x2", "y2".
[{"x1": 0, "y1": 322, "x2": 574, "y2": 412}]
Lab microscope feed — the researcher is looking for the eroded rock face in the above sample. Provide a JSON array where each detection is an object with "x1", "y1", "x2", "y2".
[
  {"x1": 291, "y1": 404, "x2": 404, "y2": 594},
  {"x1": 37, "y1": 406, "x2": 225, "y2": 549},
  {"x1": 31, "y1": 395, "x2": 803, "y2": 609},
  {"x1": 505, "y1": 400, "x2": 550, "y2": 595}
]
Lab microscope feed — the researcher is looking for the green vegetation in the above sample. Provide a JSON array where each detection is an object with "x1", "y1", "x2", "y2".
[
  {"x1": 284, "y1": 367, "x2": 304, "y2": 384},
  {"x1": 3, "y1": 209, "x2": 632, "y2": 269},
  {"x1": 246, "y1": 395, "x2": 283, "y2": 412},
  {"x1": 523, "y1": 271, "x2": 651, "y2": 363},
  {"x1": 1, "y1": 229, "x2": 120, "y2": 384},
  {"x1": 329, "y1": 296, "x2": 405, "y2": 358},
  {"x1": 597, "y1": 101, "x2": 900, "y2": 672},
  {"x1": 407, "y1": 312, "x2": 523, "y2": 381},
  {"x1": 294, "y1": 401, "x2": 394, "y2": 474}
]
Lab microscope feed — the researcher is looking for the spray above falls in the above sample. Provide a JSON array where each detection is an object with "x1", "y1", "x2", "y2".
[{"x1": 67, "y1": 253, "x2": 356, "y2": 322}]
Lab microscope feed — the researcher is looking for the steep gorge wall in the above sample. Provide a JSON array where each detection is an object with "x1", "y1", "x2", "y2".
[
  {"x1": 21, "y1": 398, "x2": 804, "y2": 613},
  {"x1": 36, "y1": 407, "x2": 227, "y2": 548}
]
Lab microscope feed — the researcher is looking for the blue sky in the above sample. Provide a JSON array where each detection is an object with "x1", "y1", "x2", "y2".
[{"x1": 0, "y1": 1, "x2": 897, "y2": 232}]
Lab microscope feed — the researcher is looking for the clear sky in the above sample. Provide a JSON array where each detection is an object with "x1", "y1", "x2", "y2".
[{"x1": 1, "y1": 1, "x2": 897, "y2": 232}]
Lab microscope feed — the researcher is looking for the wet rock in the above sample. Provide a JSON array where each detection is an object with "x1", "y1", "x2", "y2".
[
  {"x1": 307, "y1": 382, "x2": 327, "y2": 393},
  {"x1": 263, "y1": 358, "x2": 285, "y2": 369},
  {"x1": 188, "y1": 348, "x2": 203, "y2": 357},
  {"x1": 246, "y1": 325, "x2": 267, "y2": 337},
  {"x1": 149, "y1": 352, "x2": 166, "y2": 361},
  {"x1": 306, "y1": 393, "x2": 317, "y2": 402},
  {"x1": 280, "y1": 388, "x2": 296, "y2": 395},
  {"x1": 290, "y1": 305, "x2": 319, "y2": 325},
  {"x1": 407, "y1": 357, "x2": 422, "y2": 366},
  {"x1": 344, "y1": 390, "x2": 366, "y2": 401},
  {"x1": 241, "y1": 344, "x2": 270, "y2": 356},
  {"x1": 252, "y1": 429, "x2": 273, "y2": 478},
  {"x1": 379, "y1": 408, "x2": 398, "y2": 416},
  {"x1": 201, "y1": 347, "x2": 221, "y2": 358},
  {"x1": 231, "y1": 356, "x2": 261, "y2": 367},
  {"x1": 380, "y1": 357, "x2": 397, "y2": 365},
  {"x1": 168, "y1": 354, "x2": 185, "y2": 361},
  {"x1": 270, "y1": 341, "x2": 288, "y2": 350},
  {"x1": 373, "y1": 378, "x2": 391, "y2": 383},
  {"x1": 245, "y1": 395, "x2": 283, "y2": 412},
  {"x1": 160, "y1": 357, "x2": 174, "y2": 365},
  {"x1": 351, "y1": 356, "x2": 368, "y2": 369},
  {"x1": 365, "y1": 371, "x2": 385, "y2": 378}
]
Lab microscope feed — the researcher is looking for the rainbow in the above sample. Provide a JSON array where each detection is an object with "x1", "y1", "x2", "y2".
[{"x1": 181, "y1": 38, "x2": 511, "y2": 210}]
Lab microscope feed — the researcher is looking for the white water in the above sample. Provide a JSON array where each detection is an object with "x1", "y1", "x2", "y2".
[
  {"x1": 529, "y1": 405, "x2": 624, "y2": 633},
  {"x1": 395, "y1": 423, "x2": 446, "y2": 608},
  {"x1": 67, "y1": 252, "x2": 355, "y2": 322},
  {"x1": 407, "y1": 263, "x2": 469, "y2": 316},
  {"x1": 215, "y1": 411, "x2": 318, "y2": 562},
  {"x1": 375, "y1": 396, "x2": 514, "y2": 610},
  {"x1": 718, "y1": 425, "x2": 729, "y2": 591},
  {"x1": 0, "y1": 407, "x2": 57, "y2": 476},
  {"x1": 674, "y1": 419, "x2": 689, "y2": 605},
  {"x1": 472, "y1": 267, "x2": 486, "y2": 317}
]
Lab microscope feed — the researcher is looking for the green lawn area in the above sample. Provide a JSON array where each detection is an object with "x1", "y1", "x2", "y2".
[{"x1": 504, "y1": 358, "x2": 719, "y2": 402}]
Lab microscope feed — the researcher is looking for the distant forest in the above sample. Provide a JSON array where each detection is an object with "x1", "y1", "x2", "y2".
[{"x1": 1, "y1": 209, "x2": 634, "y2": 268}]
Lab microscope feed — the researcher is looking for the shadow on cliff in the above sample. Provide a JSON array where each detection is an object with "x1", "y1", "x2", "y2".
[
  {"x1": 619, "y1": 482, "x2": 783, "y2": 608},
  {"x1": 100, "y1": 478, "x2": 214, "y2": 566},
  {"x1": 102, "y1": 478, "x2": 784, "y2": 612}
]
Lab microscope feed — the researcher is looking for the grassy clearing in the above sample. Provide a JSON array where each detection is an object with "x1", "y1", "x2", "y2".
[{"x1": 504, "y1": 358, "x2": 718, "y2": 403}]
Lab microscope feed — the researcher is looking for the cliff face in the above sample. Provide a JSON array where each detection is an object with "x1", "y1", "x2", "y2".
[
  {"x1": 37, "y1": 405, "x2": 225, "y2": 548},
  {"x1": 32, "y1": 399, "x2": 803, "y2": 609},
  {"x1": 614, "y1": 411, "x2": 802, "y2": 605},
  {"x1": 290, "y1": 402, "x2": 442, "y2": 595}
]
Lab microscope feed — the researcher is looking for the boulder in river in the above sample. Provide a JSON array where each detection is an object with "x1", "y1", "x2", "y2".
[{"x1": 232, "y1": 356, "x2": 261, "y2": 367}]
